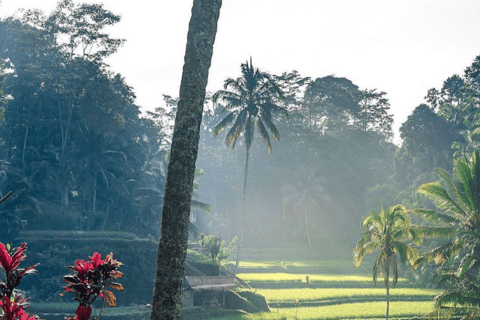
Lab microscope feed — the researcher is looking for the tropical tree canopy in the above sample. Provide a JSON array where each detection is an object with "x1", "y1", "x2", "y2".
[
  {"x1": 412, "y1": 150, "x2": 480, "y2": 318},
  {"x1": 413, "y1": 150, "x2": 480, "y2": 266}
]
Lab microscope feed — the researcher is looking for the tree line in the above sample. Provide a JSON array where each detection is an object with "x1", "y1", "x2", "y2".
[{"x1": 0, "y1": 0, "x2": 167, "y2": 243}]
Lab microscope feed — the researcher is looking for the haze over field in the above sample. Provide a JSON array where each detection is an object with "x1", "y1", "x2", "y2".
[{"x1": 2, "y1": 1, "x2": 480, "y2": 318}]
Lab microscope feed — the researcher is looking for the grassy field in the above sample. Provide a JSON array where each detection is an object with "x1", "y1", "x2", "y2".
[
  {"x1": 211, "y1": 301, "x2": 435, "y2": 319},
  {"x1": 234, "y1": 260, "x2": 367, "y2": 272},
  {"x1": 257, "y1": 288, "x2": 441, "y2": 303},
  {"x1": 206, "y1": 248, "x2": 438, "y2": 320},
  {"x1": 227, "y1": 258, "x2": 374, "y2": 275},
  {"x1": 35, "y1": 248, "x2": 436, "y2": 320}
]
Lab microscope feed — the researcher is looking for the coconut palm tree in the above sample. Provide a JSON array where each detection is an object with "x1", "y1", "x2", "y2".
[
  {"x1": 354, "y1": 204, "x2": 419, "y2": 320},
  {"x1": 212, "y1": 58, "x2": 286, "y2": 274},
  {"x1": 281, "y1": 169, "x2": 330, "y2": 249},
  {"x1": 149, "y1": 1, "x2": 221, "y2": 318},
  {"x1": 412, "y1": 150, "x2": 480, "y2": 318}
]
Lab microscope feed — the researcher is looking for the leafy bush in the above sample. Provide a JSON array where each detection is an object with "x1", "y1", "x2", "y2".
[
  {"x1": 61, "y1": 252, "x2": 123, "y2": 320},
  {"x1": 198, "y1": 234, "x2": 237, "y2": 263},
  {"x1": 0, "y1": 241, "x2": 124, "y2": 320}
]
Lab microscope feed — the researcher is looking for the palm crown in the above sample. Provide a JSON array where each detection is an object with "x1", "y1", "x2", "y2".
[
  {"x1": 354, "y1": 204, "x2": 419, "y2": 288},
  {"x1": 413, "y1": 149, "x2": 480, "y2": 266},
  {"x1": 212, "y1": 58, "x2": 286, "y2": 153}
]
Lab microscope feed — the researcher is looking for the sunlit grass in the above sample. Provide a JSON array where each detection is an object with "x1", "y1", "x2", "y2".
[
  {"x1": 211, "y1": 301, "x2": 434, "y2": 319},
  {"x1": 237, "y1": 260, "x2": 355, "y2": 269},
  {"x1": 237, "y1": 273, "x2": 408, "y2": 284},
  {"x1": 225, "y1": 258, "x2": 374, "y2": 274},
  {"x1": 235, "y1": 247, "x2": 354, "y2": 261},
  {"x1": 257, "y1": 288, "x2": 441, "y2": 302}
]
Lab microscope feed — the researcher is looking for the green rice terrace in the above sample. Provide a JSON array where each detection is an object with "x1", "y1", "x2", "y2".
[
  {"x1": 25, "y1": 244, "x2": 441, "y2": 320},
  {"x1": 199, "y1": 247, "x2": 440, "y2": 320}
]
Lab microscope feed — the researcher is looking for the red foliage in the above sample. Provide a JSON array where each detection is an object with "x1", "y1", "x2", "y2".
[{"x1": 63, "y1": 252, "x2": 123, "y2": 319}]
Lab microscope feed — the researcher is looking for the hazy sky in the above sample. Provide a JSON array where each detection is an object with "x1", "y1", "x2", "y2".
[{"x1": 2, "y1": 0, "x2": 480, "y2": 144}]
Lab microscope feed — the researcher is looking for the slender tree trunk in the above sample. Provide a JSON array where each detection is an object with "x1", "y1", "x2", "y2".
[
  {"x1": 92, "y1": 171, "x2": 97, "y2": 212},
  {"x1": 149, "y1": 1, "x2": 221, "y2": 319},
  {"x1": 22, "y1": 126, "x2": 29, "y2": 169},
  {"x1": 305, "y1": 207, "x2": 312, "y2": 249},
  {"x1": 58, "y1": 98, "x2": 74, "y2": 214},
  {"x1": 385, "y1": 266, "x2": 390, "y2": 320},
  {"x1": 233, "y1": 149, "x2": 249, "y2": 274},
  {"x1": 63, "y1": 186, "x2": 69, "y2": 209},
  {"x1": 102, "y1": 204, "x2": 109, "y2": 231},
  {"x1": 386, "y1": 285, "x2": 389, "y2": 320}
]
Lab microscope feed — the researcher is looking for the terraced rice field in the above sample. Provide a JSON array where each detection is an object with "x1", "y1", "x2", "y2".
[
  {"x1": 211, "y1": 248, "x2": 439, "y2": 320},
  {"x1": 213, "y1": 301, "x2": 435, "y2": 319}
]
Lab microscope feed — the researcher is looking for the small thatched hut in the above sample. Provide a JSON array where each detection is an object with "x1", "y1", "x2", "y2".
[{"x1": 182, "y1": 276, "x2": 236, "y2": 308}]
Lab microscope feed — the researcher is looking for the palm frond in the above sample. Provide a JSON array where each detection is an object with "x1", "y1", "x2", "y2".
[
  {"x1": 435, "y1": 289, "x2": 480, "y2": 310},
  {"x1": 191, "y1": 200, "x2": 212, "y2": 214},
  {"x1": 390, "y1": 229, "x2": 407, "y2": 241},
  {"x1": 225, "y1": 109, "x2": 248, "y2": 149},
  {"x1": 256, "y1": 79, "x2": 283, "y2": 100},
  {"x1": 223, "y1": 77, "x2": 247, "y2": 97},
  {"x1": 213, "y1": 111, "x2": 236, "y2": 137},
  {"x1": 372, "y1": 250, "x2": 387, "y2": 287},
  {"x1": 450, "y1": 160, "x2": 475, "y2": 210},
  {"x1": 417, "y1": 182, "x2": 468, "y2": 221},
  {"x1": 259, "y1": 107, "x2": 280, "y2": 141},
  {"x1": 353, "y1": 234, "x2": 381, "y2": 267},
  {"x1": 262, "y1": 102, "x2": 289, "y2": 116},
  {"x1": 408, "y1": 225, "x2": 424, "y2": 246},
  {"x1": 417, "y1": 226, "x2": 456, "y2": 239},
  {"x1": 392, "y1": 241, "x2": 408, "y2": 264},
  {"x1": 458, "y1": 229, "x2": 480, "y2": 243},
  {"x1": 255, "y1": 118, "x2": 272, "y2": 154},
  {"x1": 411, "y1": 208, "x2": 460, "y2": 225},
  {"x1": 363, "y1": 212, "x2": 383, "y2": 229},
  {"x1": 457, "y1": 254, "x2": 477, "y2": 279},
  {"x1": 433, "y1": 242, "x2": 462, "y2": 264},
  {"x1": 213, "y1": 90, "x2": 243, "y2": 108}
]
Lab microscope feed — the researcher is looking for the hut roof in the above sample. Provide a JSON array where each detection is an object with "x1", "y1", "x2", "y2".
[{"x1": 184, "y1": 276, "x2": 236, "y2": 291}]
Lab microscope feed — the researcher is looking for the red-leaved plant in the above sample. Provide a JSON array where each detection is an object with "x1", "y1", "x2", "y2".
[
  {"x1": 0, "y1": 242, "x2": 38, "y2": 320},
  {"x1": 62, "y1": 252, "x2": 123, "y2": 320},
  {"x1": 0, "y1": 241, "x2": 124, "y2": 320}
]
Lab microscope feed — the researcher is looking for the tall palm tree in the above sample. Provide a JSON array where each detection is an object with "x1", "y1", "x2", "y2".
[
  {"x1": 412, "y1": 150, "x2": 480, "y2": 318},
  {"x1": 354, "y1": 205, "x2": 419, "y2": 320},
  {"x1": 212, "y1": 58, "x2": 286, "y2": 274},
  {"x1": 281, "y1": 169, "x2": 330, "y2": 249},
  {"x1": 149, "y1": 0, "x2": 221, "y2": 318}
]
